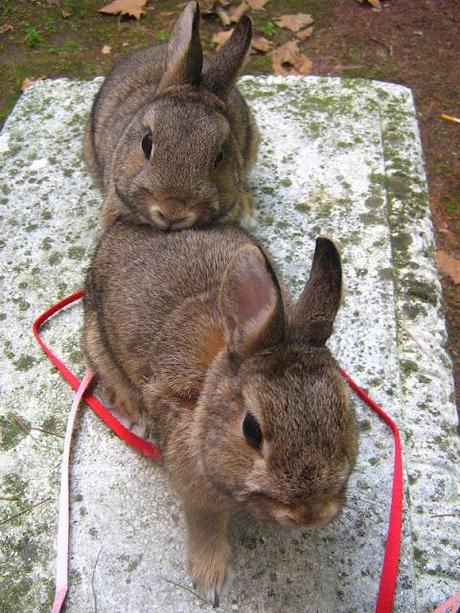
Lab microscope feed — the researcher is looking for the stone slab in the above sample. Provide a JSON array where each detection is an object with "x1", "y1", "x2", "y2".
[{"x1": 0, "y1": 76, "x2": 458, "y2": 612}]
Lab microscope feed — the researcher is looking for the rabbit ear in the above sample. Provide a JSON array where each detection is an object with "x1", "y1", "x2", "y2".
[
  {"x1": 158, "y1": 2, "x2": 203, "y2": 92},
  {"x1": 220, "y1": 244, "x2": 285, "y2": 362},
  {"x1": 202, "y1": 16, "x2": 252, "y2": 100},
  {"x1": 290, "y1": 238, "x2": 342, "y2": 346}
]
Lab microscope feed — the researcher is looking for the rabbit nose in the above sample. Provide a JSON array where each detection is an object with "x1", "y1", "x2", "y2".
[
  {"x1": 170, "y1": 211, "x2": 198, "y2": 230},
  {"x1": 149, "y1": 206, "x2": 197, "y2": 231},
  {"x1": 149, "y1": 207, "x2": 171, "y2": 229}
]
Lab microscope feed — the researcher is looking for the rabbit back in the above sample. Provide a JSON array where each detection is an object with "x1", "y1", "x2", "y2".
[{"x1": 84, "y1": 222, "x2": 253, "y2": 409}]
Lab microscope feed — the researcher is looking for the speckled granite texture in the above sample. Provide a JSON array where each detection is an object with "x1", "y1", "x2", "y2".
[{"x1": 0, "y1": 76, "x2": 458, "y2": 612}]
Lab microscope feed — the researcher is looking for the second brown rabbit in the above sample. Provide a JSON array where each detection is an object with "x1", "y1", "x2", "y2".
[
  {"x1": 83, "y1": 222, "x2": 358, "y2": 607},
  {"x1": 85, "y1": 2, "x2": 258, "y2": 231}
]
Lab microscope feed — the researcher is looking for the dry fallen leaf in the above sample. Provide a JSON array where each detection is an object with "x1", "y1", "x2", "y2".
[
  {"x1": 0, "y1": 23, "x2": 13, "y2": 34},
  {"x1": 274, "y1": 13, "x2": 314, "y2": 33},
  {"x1": 101, "y1": 44, "x2": 112, "y2": 54},
  {"x1": 212, "y1": 30, "x2": 232, "y2": 49},
  {"x1": 61, "y1": 10, "x2": 71, "y2": 18},
  {"x1": 21, "y1": 76, "x2": 47, "y2": 91},
  {"x1": 98, "y1": 0, "x2": 147, "y2": 20},
  {"x1": 272, "y1": 41, "x2": 312, "y2": 76},
  {"x1": 229, "y1": 1, "x2": 249, "y2": 23},
  {"x1": 356, "y1": 0, "x2": 382, "y2": 9},
  {"x1": 200, "y1": 0, "x2": 218, "y2": 13},
  {"x1": 247, "y1": 0, "x2": 269, "y2": 10},
  {"x1": 296, "y1": 26, "x2": 314, "y2": 40},
  {"x1": 436, "y1": 251, "x2": 460, "y2": 284},
  {"x1": 251, "y1": 36, "x2": 272, "y2": 53}
]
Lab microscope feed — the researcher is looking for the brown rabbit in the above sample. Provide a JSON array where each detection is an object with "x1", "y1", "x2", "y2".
[
  {"x1": 84, "y1": 2, "x2": 258, "y2": 231},
  {"x1": 83, "y1": 222, "x2": 358, "y2": 606}
]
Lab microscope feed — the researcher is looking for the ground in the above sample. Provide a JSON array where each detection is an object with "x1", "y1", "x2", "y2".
[{"x1": 0, "y1": 0, "x2": 459, "y2": 409}]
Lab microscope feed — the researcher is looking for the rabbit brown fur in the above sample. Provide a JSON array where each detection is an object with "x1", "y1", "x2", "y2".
[
  {"x1": 83, "y1": 222, "x2": 358, "y2": 606},
  {"x1": 84, "y1": 2, "x2": 258, "y2": 231}
]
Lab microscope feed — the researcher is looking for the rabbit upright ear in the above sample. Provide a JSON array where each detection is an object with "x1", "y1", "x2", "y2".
[
  {"x1": 202, "y1": 16, "x2": 252, "y2": 100},
  {"x1": 220, "y1": 244, "x2": 284, "y2": 362},
  {"x1": 290, "y1": 238, "x2": 342, "y2": 346},
  {"x1": 158, "y1": 2, "x2": 203, "y2": 91}
]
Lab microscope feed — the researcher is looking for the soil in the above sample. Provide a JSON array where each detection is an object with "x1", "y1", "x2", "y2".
[{"x1": 0, "y1": 0, "x2": 459, "y2": 408}]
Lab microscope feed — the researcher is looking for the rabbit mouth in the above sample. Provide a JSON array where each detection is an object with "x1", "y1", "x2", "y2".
[
  {"x1": 148, "y1": 206, "x2": 199, "y2": 231},
  {"x1": 243, "y1": 495, "x2": 343, "y2": 529}
]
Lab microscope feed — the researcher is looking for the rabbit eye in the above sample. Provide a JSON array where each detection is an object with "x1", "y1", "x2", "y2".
[
  {"x1": 142, "y1": 132, "x2": 153, "y2": 159},
  {"x1": 214, "y1": 151, "x2": 224, "y2": 167},
  {"x1": 242, "y1": 412, "x2": 263, "y2": 451}
]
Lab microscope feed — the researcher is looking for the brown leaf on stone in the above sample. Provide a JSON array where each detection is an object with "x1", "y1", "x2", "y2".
[
  {"x1": 247, "y1": 0, "x2": 269, "y2": 10},
  {"x1": 21, "y1": 76, "x2": 47, "y2": 92},
  {"x1": 436, "y1": 251, "x2": 460, "y2": 284},
  {"x1": 272, "y1": 41, "x2": 312, "y2": 76},
  {"x1": 251, "y1": 36, "x2": 272, "y2": 53},
  {"x1": 296, "y1": 26, "x2": 314, "y2": 40},
  {"x1": 274, "y1": 13, "x2": 313, "y2": 33},
  {"x1": 229, "y1": 2, "x2": 249, "y2": 23},
  {"x1": 101, "y1": 44, "x2": 112, "y2": 54},
  {"x1": 0, "y1": 23, "x2": 13, "y2": 34},
  {"x1": 212, "y1": 29, "x2": 232, "y2": 50},
  {"x1": 98, "y1": 0, "x2": 147, "y2": 20}
]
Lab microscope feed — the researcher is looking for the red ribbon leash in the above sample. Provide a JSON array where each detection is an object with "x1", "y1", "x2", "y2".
[
  {"x1": 340, "y1": 368, "x2": 403, "y2": 613},
  {"x1": 32, "y1": 290, "x2": 161, "y2": 460},
  {"x1": 51, "y1": 370, "x2": 95, "y2": 613},
  {"x1": 33, "y1": 292, "x2": 403, "y2": 613}
]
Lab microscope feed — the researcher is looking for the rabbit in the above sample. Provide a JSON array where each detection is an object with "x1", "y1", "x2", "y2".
[
  {"x1": 84, "y1": 1, "x2": 258, "y2": 231},
  {"x1": 83, "y1": 221, "x2": 358, "y2": 606}
]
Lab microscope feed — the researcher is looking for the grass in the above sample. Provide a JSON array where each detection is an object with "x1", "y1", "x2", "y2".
[
  {"x1": 157, "y1": 29, "x2": 171, "y2": 42},
  {"x1": 260, "y1": 20, "x2": 276, "y2": 38},
  {"x1": 25, "y1": 27, "x2": 43, "y2": 48}
]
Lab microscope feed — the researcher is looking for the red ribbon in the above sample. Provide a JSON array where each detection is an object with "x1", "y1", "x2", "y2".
[
  {"x1": 33, "y1": 292, "x2": 403, "y2": 612},
  {"x1": 32, "y1": 290, "x2": 161, "y2": 460}
]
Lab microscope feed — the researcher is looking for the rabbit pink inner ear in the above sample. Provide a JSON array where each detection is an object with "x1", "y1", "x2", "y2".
[
  {"x1": 158, "y1": 1, "x2": 203, "y2": 92},
  {"x1": 220, "y1": 244, "x2": 284, "y2": 361},
  {"x1": 202, "y1": 15, "x2": 252, "y2": 100},
  {"x1": 290, "y1": 238, "x2": 342, "y2": 346}
]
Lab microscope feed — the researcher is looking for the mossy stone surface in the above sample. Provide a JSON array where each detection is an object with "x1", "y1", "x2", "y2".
[{"x1": 0, "y1": 76, "x2": 458, "y2": 612}]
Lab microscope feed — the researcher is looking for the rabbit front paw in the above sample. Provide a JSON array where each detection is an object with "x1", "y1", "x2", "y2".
[{"x1": 189, "y1": 546, "x2": 230, "y2": 608}]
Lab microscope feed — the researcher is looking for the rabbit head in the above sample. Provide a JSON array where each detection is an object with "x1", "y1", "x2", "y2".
[
  {"x1": 193, "y1": 238, "x2": 358, "y2": 528},
  {"x1": 111, "y1": 2, "x2": 254, "y2": 230}
]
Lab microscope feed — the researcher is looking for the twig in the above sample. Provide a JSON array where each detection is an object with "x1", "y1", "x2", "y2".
[
  {"x1": 370, "y1": 36, "x2": 393, "y2": 57},
  {"x1": 431, "y1": 513, "x2": 459, "y2": 518},
  {"x1": 339, "y1": 64, "x2": 365, "y2": 71},
  {"x1": 92, "y1": 546, "x2": 103, "y2": 613},
  {"x1": 441, "y1": 114, "x2": 460, "y2": 125},
  {"x1": 31, "y1": 426, "x2": 64, "y2": 439},
  {"x1": 0, "y1": 496, "x2": 21, "y2": 502},
  {"x1": 0, "y1": 497, "x2": 51, "y2": 526},
  {"x1": 160, "y1": 576, "x2": 210, "y2": 606},
  {"x1": 216, "y1": 6, "x2": 231, "y2": 27},
  {"x1": 7, "y1": 413, "x2": 37, "y2": 441},
  {"x1": 399, "y1": 322, "x2": 429, "y2": 355}
]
